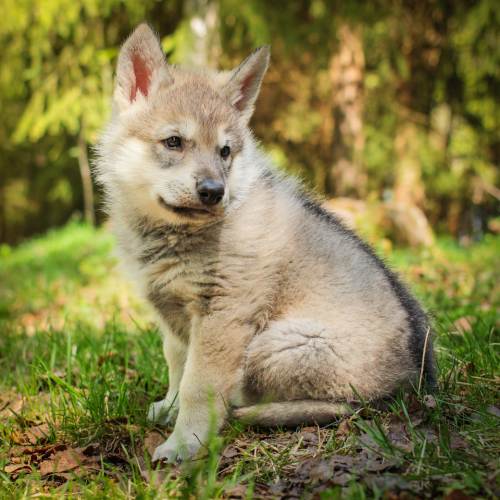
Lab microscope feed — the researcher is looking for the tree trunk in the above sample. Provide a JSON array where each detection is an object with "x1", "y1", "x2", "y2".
[
  {"x1": 393, "y1": 122, "x2": 425, "y2": 208},
  {"x1": 184, "y1": 0, "x2": 221, "y2": 69},
  {"x1": 327, "y1": 23, "x2": 366, "y2": 198},
  {"x1": 77, "y1": 127, "x2": 95, "y2": 226}
]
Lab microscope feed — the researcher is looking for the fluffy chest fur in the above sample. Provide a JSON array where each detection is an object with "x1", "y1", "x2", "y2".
[{"x1": 116, "y1": 216, "x2": 225, "y2": 342}]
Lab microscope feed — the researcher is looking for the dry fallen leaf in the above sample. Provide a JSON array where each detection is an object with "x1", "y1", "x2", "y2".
[
  {"x1": 387, "y1": 415, "x2": 411, "y2": 450},
  {"x1": 449, "y1": 432, "x2": 468, "y2": 451},
  {"x1": 307, "y1": 460, "x2": 331, "y2": 484},
  {"x1": 442, "y1": 489, "x2": 475, "y2": 500},
  {"x1": 335, "y1": 419, "x2": 352, "y2": 437},
  {"x1": 26, "y1": 423, "x2": 51, "y2": 445},
  {"x1": 143, "y1": 430, "x2": 166, "y2": 457},
  {"x1": 135, "y1": 455, "x2": 172, "y2": 486},
  {"x1": 223, "y1": 483, "x2": 248, "y2": 499},
  {"x1": 405, "y1": 395, "x2": 424, "y2": 426},
  {"x1": 298, "y1": 430, "x2": 319, "y2": 445},
  {"x1": 268, "y1": 479, "x2": 288, "y2": 496},
  {"x1": 357, "y1": 433, "x2": 384, "y2": 455},
  {"x1": 4, "y1": 463, "x2": 32, "y2": 477},
  {"x1": 4, "y1": 442, "x2": 122, "y2": 484}
]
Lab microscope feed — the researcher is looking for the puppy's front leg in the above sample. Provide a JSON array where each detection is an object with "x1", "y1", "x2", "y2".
[
  {"x1": 152, "y1": 318, "x2": 254, "y2": 463},
  {"x1": 148, "y1": 327, "x2": 187, "y2": 425}
]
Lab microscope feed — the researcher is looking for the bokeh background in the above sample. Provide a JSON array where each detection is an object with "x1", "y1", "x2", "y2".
[{"x1": 1, "y1": 0, "x2": 500, "y2": 248}]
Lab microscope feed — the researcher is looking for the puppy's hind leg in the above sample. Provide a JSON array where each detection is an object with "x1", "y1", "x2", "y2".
[
  {"x1": 238, "y1": 318, "x2": 357, "y2": 425},
  {"x1": 148, "y1": 328, "x2": 187, "y2": 425}
]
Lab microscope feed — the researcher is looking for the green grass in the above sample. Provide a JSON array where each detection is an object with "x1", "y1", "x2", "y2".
[{"x1": 0, "y1": 222, "x2": 499, "y2": 499}]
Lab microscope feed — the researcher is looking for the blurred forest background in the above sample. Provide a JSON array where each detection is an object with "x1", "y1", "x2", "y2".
[{"x1": 1, "y1": 0, "x2": 500, "y2": 247}]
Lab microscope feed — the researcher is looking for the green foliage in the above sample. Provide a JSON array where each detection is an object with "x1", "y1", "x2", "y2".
[{"x1": 0, "y1": 0, "x2": 499, "y2": 244}]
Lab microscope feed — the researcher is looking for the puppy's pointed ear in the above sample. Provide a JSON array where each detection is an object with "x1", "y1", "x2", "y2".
[
  {"x1": 222, "y1": 45, "x2": 270, "y2": 123},
  {"x1": 114, "y1": 22, "x2": 172, "y2": 112}
]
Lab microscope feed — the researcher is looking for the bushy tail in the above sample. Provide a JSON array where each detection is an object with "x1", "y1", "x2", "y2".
[{"x1": 230, "y1": 400, "x2": 355, "y2": 427}]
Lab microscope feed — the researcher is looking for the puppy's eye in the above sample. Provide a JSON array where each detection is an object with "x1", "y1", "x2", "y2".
[
  {"x1": 220, "y1": 146, "x2": 230, "y2": 159},
  {"x1": 163, "y1": 136, "x2": 182, "y2": 150}
]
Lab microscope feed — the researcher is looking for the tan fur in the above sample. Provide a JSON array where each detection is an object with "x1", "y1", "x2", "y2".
[{"x1": 95, "y1": 23, "x2": 434, "y2": 463}]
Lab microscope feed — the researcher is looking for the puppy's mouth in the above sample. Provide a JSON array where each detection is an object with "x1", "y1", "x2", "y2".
[{"x1": 158, "y1": 196, "x2": 223, "y2": 219}]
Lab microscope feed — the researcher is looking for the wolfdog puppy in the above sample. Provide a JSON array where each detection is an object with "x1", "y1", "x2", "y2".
[{"x1": 95, "y1": 23, "x2": 435, "y2": 462}]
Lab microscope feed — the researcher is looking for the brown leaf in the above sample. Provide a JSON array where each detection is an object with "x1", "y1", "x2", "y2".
[
  {"x1": 294, "y1": 456, "x2": 318, "y2": 474},
  {"x1": 221, "y1": 446, "x2": 240, "y2": 459},
  {"x1": 17, "y1": 443, "x2": 68, "y2": 461},
  {"x1": 144, "y1": 430, "x2": 166, "y2": 458},
  {"x1": 357, "y1": 433, "x2": 384, "y2": 455},
  {"x1": 364, "y1": 475, "x2": 413, "y2": 494},
  {"x1": 300, "y1": 426, "x2": 316, "y2": 433},
  {"x1": 38, "y1": 448, "x2": 85, "y2": 475},
  {"x1": 3, "y1": 393, "x2": 52, "y2": 420},
  {"x1": 406, "y1": 395, "x2": 424, "y2": 427},
  {"x1": 26, "y1": 423, "x2": 51, "y2": 445},
  {"x1": 307, "y1": 460, "x2": 331, "y2": 484},
  {"x1": 365, "y1": 457, "x2": 399, "y2": 472},
  {"x1": 9, "y1": 428, "x2": 22, "y2": 444},
  {"x1": 442, "y1": 490, "x2": 475, "y2": 500},
  {"x1": 329, "y1": 455, "x2": 355, "y2": 470},
  {"x1": 287, "y1": 486, "x2": 303, "y2": 497},
  {"x1": 330, "y1": 472, "x2": 352, "y2": 486},
  {"x1": 416, "y1": 427, "x2": 438, "y2": 443},
  {"x1": 4, "y1": 463, "x2": 31, "y2": 475},
  {"x1": 429, "y1": 474, "x2": 455, "y2": 485},
  {"x1": 135, "y1": 455, "x2": 170, "y2": 486},
  {"x1": 449, "y1": 433, "x2": 468, "y2": 451},
  {"x1": 300, "y1": 431, "x2": 319, "y2": 445},
  {"x1": 4, "y1": 441, "x2": 121, "y2": 485},
  {"x1": 387, "y1": 416, "x2": 407, "y2": 444},
  {"x1": 269, "y1": 479, "x2": 288, "y2": 495},
  {"x1": 223, "y1": 483, "x2": 248, "y2": 499},
  {"x1": 335, "y1": 419, "x2": 352, "y2": 437},
  {"x1": 288, "y1": 457, "x2": 323, "y2": 484},
  {"x1": 387, "y1": 414, "x2": 413, "y2": 452}
]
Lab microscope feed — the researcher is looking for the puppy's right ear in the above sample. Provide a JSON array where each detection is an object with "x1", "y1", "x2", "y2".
[{"x1": 114, "y1": 22, "x2": 172, "y2": 113}]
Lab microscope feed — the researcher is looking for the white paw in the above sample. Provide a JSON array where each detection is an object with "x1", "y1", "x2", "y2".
[
  {"x1": 148, "y1": 399, "x2": 179, "y2": 425},
  {"x1": 152, "y1": 430, "x2": 202, "y2": 463}
]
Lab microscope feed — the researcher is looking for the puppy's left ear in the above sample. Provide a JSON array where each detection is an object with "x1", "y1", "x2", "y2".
[{"x1": 222, "y1": 45, "x2": 270, "y2": 123}]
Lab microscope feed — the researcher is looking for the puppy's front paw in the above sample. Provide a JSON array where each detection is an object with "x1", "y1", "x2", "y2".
[
  {"x1": 148, "y1": 399, "x2": 179, "y2": 425},
  {"x1": 152, "y1": 431, "x2": 202, "y2": 463}
]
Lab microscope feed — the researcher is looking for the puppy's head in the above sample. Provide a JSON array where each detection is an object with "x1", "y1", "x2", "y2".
[{"x1": 100, "y1": 22, "x2": 269, "y2": 226}]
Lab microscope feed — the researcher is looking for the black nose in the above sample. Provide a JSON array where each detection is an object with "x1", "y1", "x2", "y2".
[{"x1": 197, "y1": 180, "x2": 225, "y2": 205}]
